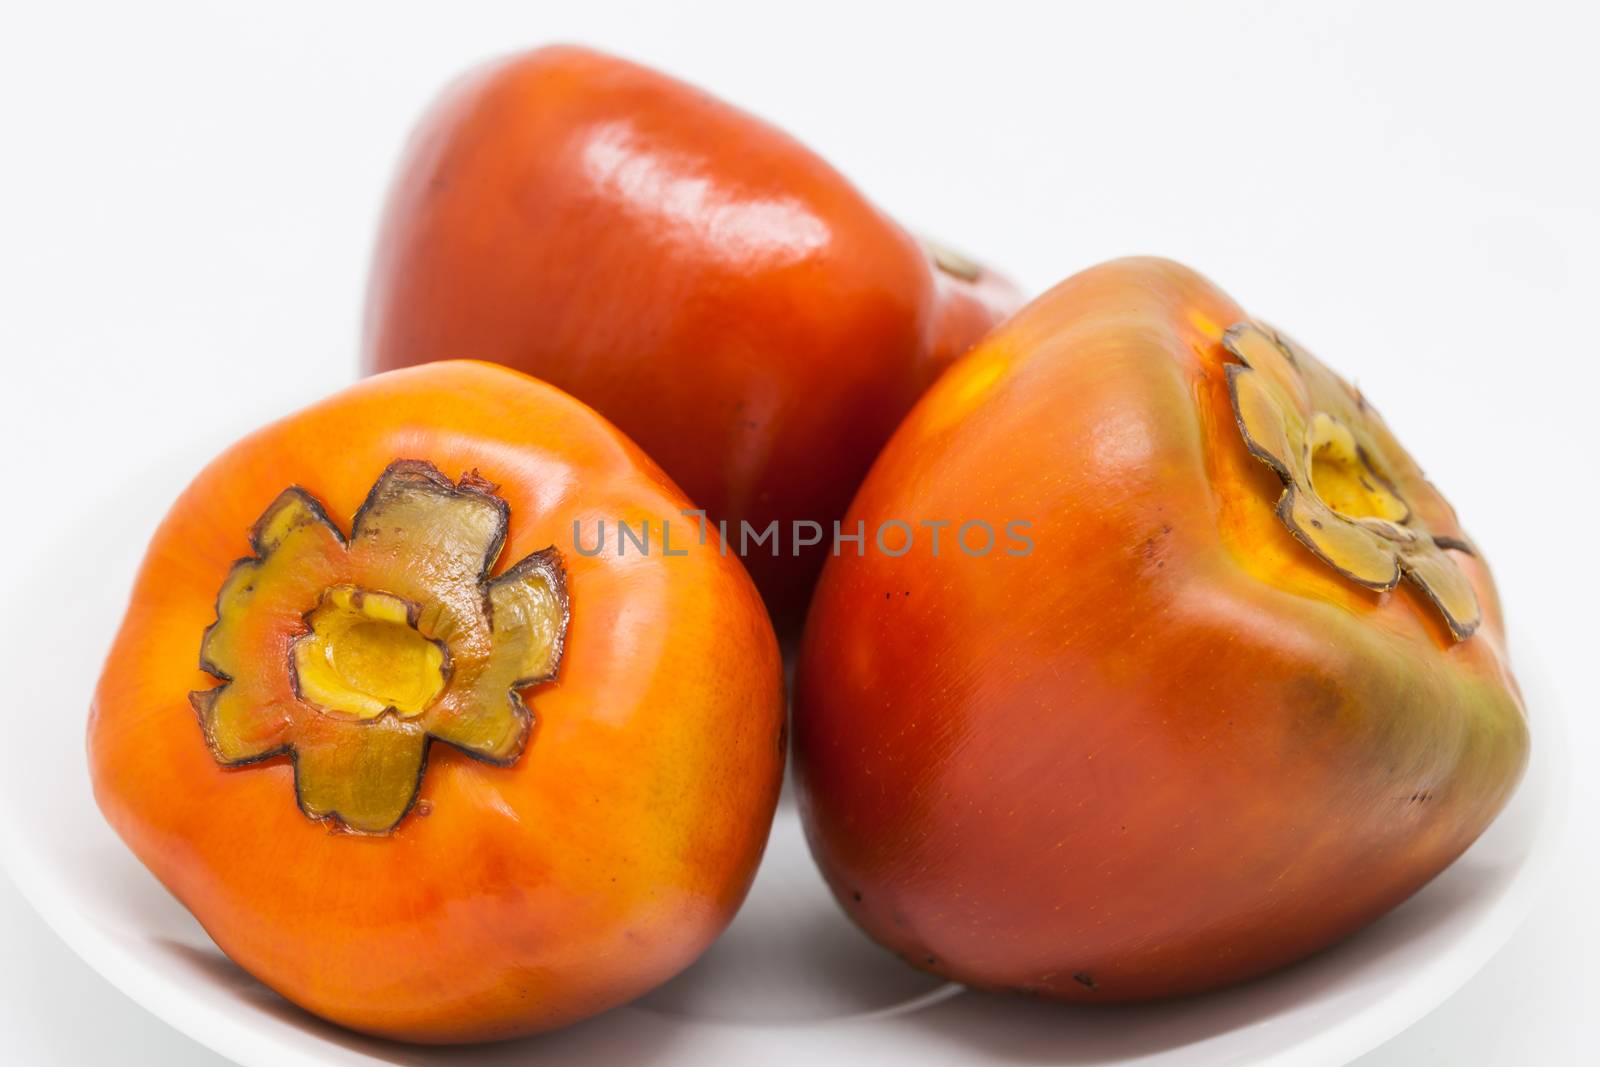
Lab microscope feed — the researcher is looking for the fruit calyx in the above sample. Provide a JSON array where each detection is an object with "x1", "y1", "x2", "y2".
[
  {"x1": 191, "y1": 460, "x2": 569, "y2": 833},
  {"x1": 1222, "y1": 322, "x2": 1480, "y2": 640}
]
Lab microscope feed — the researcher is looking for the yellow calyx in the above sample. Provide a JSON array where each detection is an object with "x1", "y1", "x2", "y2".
[
  {"x1": 1305, "y1": 413, "x2": 1410, "y2": 527},
  {"x1": 292, "y1": 586, "x2": 447, "y2": 721},
  {"x1": 1222, "y1": 322, "x2": 1482, "y2": 641},
  {"x1": 191, "y1": 460, "x2": 570, "y2": 834}
]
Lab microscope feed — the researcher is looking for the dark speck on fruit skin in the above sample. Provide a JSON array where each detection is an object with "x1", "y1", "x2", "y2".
[
  {"x1": 851, "y1": 890, "x2": 863, "y2": 903},
  {"x1": 1288, "y1": 674, "x2": 1344, "y2": 739},
  {"x1": 1139, "y1": 524, "x2": 1174, "y2": 570},
  {"x1": 1073, "y1": 971, "x2": 1098, "y2": 990}
]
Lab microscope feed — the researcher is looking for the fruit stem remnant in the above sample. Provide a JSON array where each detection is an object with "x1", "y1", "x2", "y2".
[
  {"x1": 1221, "y1": 323, "x2": 1480, "y2": 640},
  {"x1": 191, "y1": 460, "x2": 569, "y2": 833}
]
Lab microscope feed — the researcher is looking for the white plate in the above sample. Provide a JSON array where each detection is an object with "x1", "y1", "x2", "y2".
[{"x1": 0, "y1": 451, "x2": 1566, "y2": 1067}]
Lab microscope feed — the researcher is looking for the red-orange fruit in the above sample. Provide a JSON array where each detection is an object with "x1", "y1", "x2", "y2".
[
  {"x1": 90, "y1": 361, "x2": 785, "y2": 1041},
  {"x1": 362, "y1": 45, "x2": 1021, "y2": 629},
  {"x1": 794, "y1": 258, "x2": 1528, "y2": 1001}
]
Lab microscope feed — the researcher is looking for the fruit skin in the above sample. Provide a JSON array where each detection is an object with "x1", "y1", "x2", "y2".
[
  {"x1": 794, "y1": 258, "x2": 1528, "y2": 1001},
  {"x1": 362, "y1": 45, "x2": 1021, "y2": 629},
  {"x1": 88, "y1": 361, "x2": 785, "y2": 1042}
]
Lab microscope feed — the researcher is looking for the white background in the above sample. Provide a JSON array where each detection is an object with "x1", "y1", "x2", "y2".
[{"x1": 1, "y1": 1, "x2": 1595, "y2": 1063}]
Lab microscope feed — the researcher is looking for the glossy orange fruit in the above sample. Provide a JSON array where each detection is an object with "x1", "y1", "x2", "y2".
[
  {"x1": 362, "y1": 45, "x2": 1021, "y2": 629},
  {"x1": 794, "y1": 258, "x2": 1528, "y2": 1001},
  {"x1": 89, "y1": 360, "x2": 785, "y2": 1041}
]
